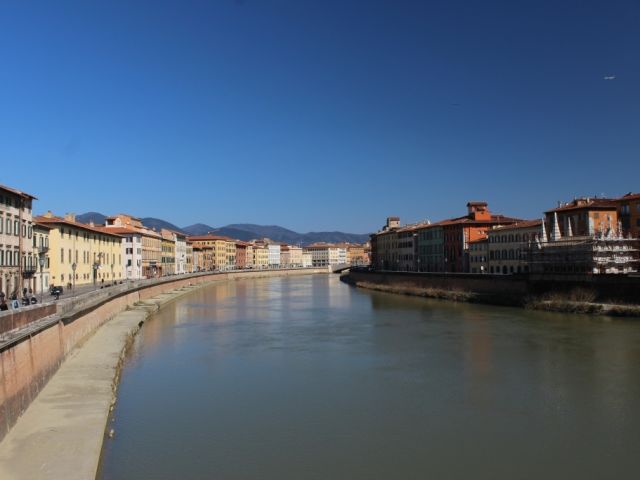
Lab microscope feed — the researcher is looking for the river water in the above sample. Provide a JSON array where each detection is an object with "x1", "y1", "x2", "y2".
[{"x1": 98, "y1": 275, "x2": 640, "y2": 480}]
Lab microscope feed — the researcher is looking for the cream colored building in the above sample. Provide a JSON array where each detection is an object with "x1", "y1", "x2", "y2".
[
  {"x1": 186, "y1": 241, "x2": 194, "y2": 273},
  {"x1": 303, "y1": 243, "x2": 347, "y2": 267},
  {"x1": 488, "y1": 220, "x2": 541, "y2": 274},
  {"x1": 281, "y1": 245, "x2": 303, "y2": 267},
  {"x1": 104, "y1": 214, "x2": 161, "y2": 279},
  {"x1": 252, "y1": 244, "x2": 269, "y2": 269},
  {"x1": 245, "y1": 244, "x2": 254, "y2": 269},
  {"x1": 31, "y1": 222, "x2": 51, "y2": 295},
  {"x1": 0, "y1": 183, "x2": 36, "y2": 299},
  {"x1": 35, "y1": 213, "x2": 124, "y2": 289},
  {"x1": 302, "y1": 252, "x2": 313, "y2": 268},
  {"x1": 469, "y1": 238, "x2": 488, "y2": 274},
  {"x1": 160, "y1": 229, "x2": 177, "y2": 276},
  {"x1": 189, "y1": 235, "x2": 235, "y2": 271}
]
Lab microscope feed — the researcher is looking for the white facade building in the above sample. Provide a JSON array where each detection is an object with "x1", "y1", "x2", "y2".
[
  {"x1": 175, "y1": 233, "x2": 187, "y2": 274},
  {"x1": 267, "y1": 243, "x2": 281, "y2": 268},
  {"x1": 304, "y1": 244, "x2": 346, "y2": 267},
  {"x1": 123, "y1": 233, "x2": 143, "y2": 280}
]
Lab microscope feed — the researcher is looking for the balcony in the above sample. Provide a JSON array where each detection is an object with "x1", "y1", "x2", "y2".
[{"x1": 22, "y1": 265, "x2": 38, "y2": 278}]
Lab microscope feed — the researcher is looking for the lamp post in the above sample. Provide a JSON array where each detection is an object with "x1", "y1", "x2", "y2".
[
  {"x1": 93, "y1": 252, "x2": 103, "y2": 289},
  {"x1": 38, "y1": 247, "x2": 48, "y2": 304},
  {"x1": 71, "y1": 262, "x2": 77, "y2": 297}
]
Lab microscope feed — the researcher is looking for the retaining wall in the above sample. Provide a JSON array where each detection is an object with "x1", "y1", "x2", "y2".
[
  {"x1": 345, "y1": 270, "x2": 529, "y2": 305},
  {"x1": 344, "y1": 270, "x2": 640, "y2": 305}
]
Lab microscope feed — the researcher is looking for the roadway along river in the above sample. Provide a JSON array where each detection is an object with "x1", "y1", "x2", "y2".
[{"x1": 98, "y1": 274, "x2": 640, "y2": 480}]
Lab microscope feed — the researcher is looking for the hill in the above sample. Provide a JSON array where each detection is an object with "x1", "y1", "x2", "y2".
[{"x1": 77, "y1": 213, "x2": 370, "y2": 244}]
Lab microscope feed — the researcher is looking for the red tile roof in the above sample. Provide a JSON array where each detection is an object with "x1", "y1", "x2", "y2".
[
  {"x1": 188, "y1": 235, "x2": 233, "y2": 242},
  {"x1": 490, "y1": 219, "x2": 542, "y2": 231},
  {"x1": 545, "y1": 198, "x2": 616, "y2": 213},
  {"x1": 35, "y1": 215, "x2": 124, "y2": 237},
  {"x1": 0, "y1": 183, "x2": 37, "y2": 200},
  {"x1": 617, "y1": 192, "x2": 640, "y2": 202}
]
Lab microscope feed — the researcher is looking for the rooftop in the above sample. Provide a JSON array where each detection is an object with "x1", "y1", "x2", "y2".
[
  {"x1": 0, "y1": 183, "x2": 37, "y2": 200},
  {"x1": 545, "y1": 197, "x2": 617, "y2": 213},
  {"x1": 35, "y1": 214, "x2": 125, "y2": 237}
]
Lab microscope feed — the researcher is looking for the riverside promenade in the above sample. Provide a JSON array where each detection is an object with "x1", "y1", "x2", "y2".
[{"x1": 0, "y1": 268, "x2": 327, "y2": 480}]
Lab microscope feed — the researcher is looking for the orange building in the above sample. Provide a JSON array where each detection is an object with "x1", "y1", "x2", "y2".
[
  {"x1": 616, "y1": 192, "x2": 640, "y2": 238},
  {"x1": 544, "y1": 197, "x2": 618, "y2": 238},
  {"x1": 442, "y1": 202, "x2": 520, "y2": 272}
]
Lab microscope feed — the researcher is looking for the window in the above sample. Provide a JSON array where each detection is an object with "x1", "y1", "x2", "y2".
[
  {"x1": 14, "y1": 220, "x2": 19, "y2": 235},
  {"x1": 6, "y1": 218, "x2": 11, "y2": 234},
  {"x1": 61, "y1": 248, "x2": 64, "y2": 263},
  {"x1": 0, "y1": 217, "x2": 2, "y2": 234}
]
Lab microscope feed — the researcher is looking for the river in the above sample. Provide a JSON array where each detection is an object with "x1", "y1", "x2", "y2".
[{"x1": 98, "y1": 274, "x2": 640, "y2": 479}]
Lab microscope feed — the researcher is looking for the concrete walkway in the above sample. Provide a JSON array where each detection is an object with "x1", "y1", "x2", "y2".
[{"x1": 0, "y1": 285, "x2": 199, "y2": 480}]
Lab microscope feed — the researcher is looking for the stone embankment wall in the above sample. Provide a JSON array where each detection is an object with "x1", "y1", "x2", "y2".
[
  {"x1": 0, "y1": 268, "x2": 326, "y2": 442},
  {"x1": 343, "y1": 270, "x2": 640, "y2": 307},
  {"x1": 344, "y1": 270, "x2": 529, "y2": 306}
]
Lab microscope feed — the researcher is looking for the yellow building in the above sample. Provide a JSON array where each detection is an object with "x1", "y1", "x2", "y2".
[
  {"x1": 252, "y1": 244, "x2": 269, "y2": 269},
  {"x1": 245, "y1": 244, "x2": 254, "y2": 269},
  {"x1": 186, "y1": 241, "x2": 194, "y2": 273},
  {"x1": 189, "y1": 235, "x2": 236, "y2": 271},
  {"x1": 160, "y1": 229, "x2": 176, "y2": 276},
  {"x1": 35, "y1": 213, "x2": 124, "y2": 289},
  {"x1": 346, "y1": 244, "x2": 367, "y2": 266}
]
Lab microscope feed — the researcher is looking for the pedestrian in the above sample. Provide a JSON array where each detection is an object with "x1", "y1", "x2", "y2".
[{"x1": 0, "y1": 300, "x2": 8, "y2": 311}]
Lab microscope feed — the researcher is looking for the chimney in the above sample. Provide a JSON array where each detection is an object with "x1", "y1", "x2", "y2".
[
  {"x1": 44, "y1": 210, "x2": 54, "y2": 218},
  {"x1": 64, "y1": 212, "x2": 76, "y2": 222},
  {"x1": 89, "y1": 221, "x2": 95, "y2": 227}
]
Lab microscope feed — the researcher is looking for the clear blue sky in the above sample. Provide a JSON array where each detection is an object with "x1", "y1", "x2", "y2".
[{"x1": 1, "y1": 0, "x2": 638, "y2": 233}]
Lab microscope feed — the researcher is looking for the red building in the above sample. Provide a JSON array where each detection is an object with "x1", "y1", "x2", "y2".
[
  {"x1": 441, "y1": 202, "x2": 520, "y2": 272},
  {"x1": 235, "y1": 241, "x2": 248, "y2": 269}
]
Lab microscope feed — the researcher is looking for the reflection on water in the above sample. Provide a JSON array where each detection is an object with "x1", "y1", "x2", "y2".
[{"x1": 99, "y1": 275, "x2": 640, "y2": 480}]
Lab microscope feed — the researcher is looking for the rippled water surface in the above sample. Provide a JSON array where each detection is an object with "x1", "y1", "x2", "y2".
[{"x1": 99, "y1": 275, "x2": 640, "y2": 480}]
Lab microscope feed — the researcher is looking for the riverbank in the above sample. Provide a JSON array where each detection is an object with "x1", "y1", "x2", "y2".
[
  {"x1": 0, "y1": 269, "x2": 326, "y2": 480},
  {"x1": 342, "y1": 271, "x2": 640, "y2": 318}
]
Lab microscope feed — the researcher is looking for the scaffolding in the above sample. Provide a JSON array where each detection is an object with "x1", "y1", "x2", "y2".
[{"x1": 527, "y1": 234, "x2": 640, "y2": 275}]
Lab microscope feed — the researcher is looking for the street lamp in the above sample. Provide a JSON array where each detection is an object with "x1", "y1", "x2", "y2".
[
  {"x1": 93, "y1": 252, "x2": 104, "y2": 288},
  {"x1": 71, "y1": 262, "x2": 77, "y2": 297},
  {"x1": 38, "y1": 247, "x2": 48, "y2": 304}
]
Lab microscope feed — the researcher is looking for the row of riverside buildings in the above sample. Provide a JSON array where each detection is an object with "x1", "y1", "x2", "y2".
[
  {"x1": 371, "y1": 194, "x2": 640, "y2": 276},
  {"x1": 0, "y1": 183, "x2": 370, "y2": 299}
]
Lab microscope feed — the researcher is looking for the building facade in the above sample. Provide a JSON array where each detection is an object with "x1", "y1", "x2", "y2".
[
  {"x1": 267, "y1": 243, "x2": 281, "y2": 268},
  {"x1": 35, "y1": 213, "x2": 124, "y2": 289},
  {"x1": 252, "y1": 244, "x2": 269, "y2": 269},
  {"x1": 31, "y1": 222, "x2": 51, "y2": 295},
  {"x1": 0, "y1": 184, "x2": 36, "y2": 299},
  {"x1": 416, "y1": 224, "x2": 444, "y2": 272},
  {"x1": 160, "y1": 229, "x2": 177, "y2": 276},
  {"x1": 487, "y1": 220, "x2": 542, "y2": 274},
  {"x1": 616, "y1": 193, "x2": 640, "y2": 239},
  {"x1": 544, "y1": 198, "x2": 618, "y2": 239}
]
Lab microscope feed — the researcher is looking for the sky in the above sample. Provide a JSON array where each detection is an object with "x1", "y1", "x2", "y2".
[{"x1": 1, "y1": 0, "x2": 638, "y2": 233}]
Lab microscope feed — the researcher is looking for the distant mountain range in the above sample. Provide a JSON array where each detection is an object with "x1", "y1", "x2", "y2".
[{"x1": 75, "y1": 213, "x2": 370, "y2": 245}]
